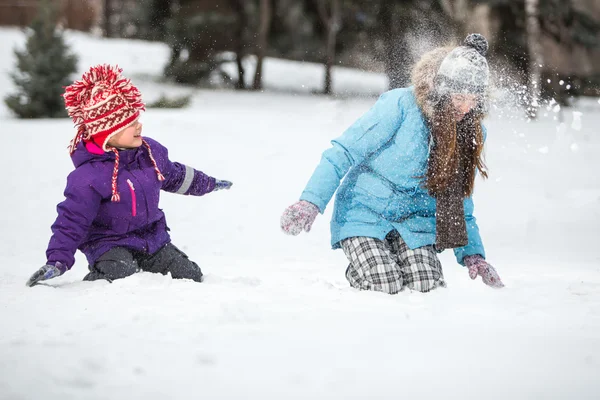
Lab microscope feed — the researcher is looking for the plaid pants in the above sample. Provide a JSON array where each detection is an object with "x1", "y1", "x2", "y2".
[{"x1": 341, "y1": 231, "x2": 446, "y2": 294}]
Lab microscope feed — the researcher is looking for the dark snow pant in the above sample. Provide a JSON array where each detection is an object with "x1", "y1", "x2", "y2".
[
  {"x1": 83, "y1": 243, "x2": 203, "y2": 283},
  {"x1": 341, "y1": 230, "x2": 446, "y2": 294}
]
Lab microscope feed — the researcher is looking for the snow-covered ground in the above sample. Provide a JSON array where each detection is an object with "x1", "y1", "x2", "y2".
[{"x1": 0, "y1": 28, "x2": 599, "y2": 400}]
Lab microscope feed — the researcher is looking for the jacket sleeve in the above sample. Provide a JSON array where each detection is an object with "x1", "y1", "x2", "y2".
[
  {"x1": 300, "y1": 90, "x2": 405, "y2": 212},
  {"x1": 147, "y1": 138, "x2": 216, "y2": 196},
  {"x1": 453, "y1": 197, "x2": 486, "y2": 265},
  {"x1": 46, "y1": 171, "x2": 102, "y2": 269}
]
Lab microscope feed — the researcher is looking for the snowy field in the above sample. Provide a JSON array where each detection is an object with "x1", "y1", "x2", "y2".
[{"x1": 0, "y1": 28, "x2": 599, "y2": 400}]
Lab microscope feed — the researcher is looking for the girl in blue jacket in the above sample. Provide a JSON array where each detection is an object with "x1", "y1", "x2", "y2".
[{"x1": 281, "y1": 34, "x2": 504, "y2": 293}]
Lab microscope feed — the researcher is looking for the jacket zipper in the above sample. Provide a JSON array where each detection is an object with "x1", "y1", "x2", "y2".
[{"x1": 126, "y1": 179, "x2": 137, "y2": 217}]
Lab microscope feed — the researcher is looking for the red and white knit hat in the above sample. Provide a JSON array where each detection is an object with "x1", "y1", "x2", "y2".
[
  {"x1": 64, "y1": 64, "x2": 146, "y2": 152},
  {"x1": 64, "y1": 64, "x2": 164, "y2": 202}
]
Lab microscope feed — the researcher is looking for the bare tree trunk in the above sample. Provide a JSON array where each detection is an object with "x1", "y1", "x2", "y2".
[
  {"x1": 253, "y1": 0, "x2": 272, "y2": 91},
  {"x1": 149, "y1": 0, "x2": 172, "y2": 40},
  {"x1": 229, "y1": 0, "x2": 247, "y2": 89},
  {"x1": 379, "y1": 0, "x2": 411, "y2": 89},
  {"x1": 439, "y1": 0, "x2": 469, "y2": 38},
  {"x1": 116, "y1": 0, "x2": 129, "y2": 37},
  {"x1": 525, "y1": 0, "x2": 543, "y2": 119},
  {"x1": 103, "y1": 0, "x2": 112, "y2": 37},
  {"x1": 166, "y1": 3, "x2": 183, "y2": 72},
  {"x1": 314, "y1": 0, "x2": 341, "y2": 95}
]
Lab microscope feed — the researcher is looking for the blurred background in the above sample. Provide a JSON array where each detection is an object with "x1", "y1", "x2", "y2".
[{"x1": 0, "y1": 0, "x2": 598, "y2": 108}]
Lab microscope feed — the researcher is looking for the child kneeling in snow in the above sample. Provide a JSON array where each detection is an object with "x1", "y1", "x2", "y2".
[
  {"x1": 27, "y1": 64, "x2": 232, "y2": 287},
  {"x1": 280, "y1": 34, "x2": 503, "y2": 293}
]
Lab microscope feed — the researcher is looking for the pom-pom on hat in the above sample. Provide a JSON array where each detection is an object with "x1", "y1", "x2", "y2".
[
  {"x1": 435, "y1": 33, "x2": 490, "y2": 96},
  {"x1": 64, "y1": 64, "x2": 145, "y2": 153}
]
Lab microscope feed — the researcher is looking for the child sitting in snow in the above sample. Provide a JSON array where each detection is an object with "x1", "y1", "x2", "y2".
[{"x1": 26, "y1": 64, "x2": 232, "y2": 287}]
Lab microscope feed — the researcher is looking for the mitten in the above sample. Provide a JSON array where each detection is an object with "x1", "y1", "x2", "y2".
[
  {"x1": 280, "y1": 200, "x2": 319, "y2": 236},
  {"x1": 464, "y1": 255, "x2": 504, "y2": 288}
]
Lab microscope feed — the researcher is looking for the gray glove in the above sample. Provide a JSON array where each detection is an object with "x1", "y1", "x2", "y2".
[
  {"x1": 26, "y1": 262, "x2": 66, "y2": 287},
  {"x1": 214, "y1": 179, "x2": 233, "y2": 191}
]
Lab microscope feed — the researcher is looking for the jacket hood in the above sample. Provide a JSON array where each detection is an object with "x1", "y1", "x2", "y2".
[{"x1": 410, "y1": 46, "x2": 454, "y2": 119}]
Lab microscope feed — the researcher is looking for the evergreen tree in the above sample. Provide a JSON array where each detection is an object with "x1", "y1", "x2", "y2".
[{"x1": 4, "y1": 1, "x2": 78, "y2": 119}]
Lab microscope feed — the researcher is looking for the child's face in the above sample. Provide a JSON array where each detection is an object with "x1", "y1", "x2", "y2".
[
  {"x1": 107, "y1": 120, "x2": 143, "y2": 149},
  {"x1": 450, "y1": 94, "x2": 478, "y2": 121}
]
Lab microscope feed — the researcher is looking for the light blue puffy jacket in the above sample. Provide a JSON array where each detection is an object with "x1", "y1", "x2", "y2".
[{"x1": 300, "y1": 87, "x2": 485, "y2": 264}]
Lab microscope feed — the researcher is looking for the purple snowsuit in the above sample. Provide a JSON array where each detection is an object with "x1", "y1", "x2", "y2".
[{"x1": 46, "y1": 137, "x2": 216, "y2": 270}]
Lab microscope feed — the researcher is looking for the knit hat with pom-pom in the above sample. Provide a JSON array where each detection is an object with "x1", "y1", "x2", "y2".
[
  {"x1": 63, "y1": 64, "x2": 164, "y2": 202},
  {"x1": 435, "y1": 33, "x2": 490, "y2": 96},
  {"x1": 64, "y1": 64, "x2": 146, "y2": 153}
]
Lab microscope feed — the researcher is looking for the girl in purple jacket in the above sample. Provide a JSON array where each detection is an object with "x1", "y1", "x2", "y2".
[{"x1": 26, "y1": 64, "x2": 232, "y2": 287}]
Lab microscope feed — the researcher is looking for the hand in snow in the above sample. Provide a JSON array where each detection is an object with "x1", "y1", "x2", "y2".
[
  {"x1": 26, "y1": 262, "x2": 66, "y2": 287},
  {"x1": 214, "y1": 179, "x2": 233, "y2": 191},
  {"x1": 280, "y1": 200, "x2": 320, "y2": 235},
  {"x1": 464, "y1": 255, "x2": 505, "y2": 288}
]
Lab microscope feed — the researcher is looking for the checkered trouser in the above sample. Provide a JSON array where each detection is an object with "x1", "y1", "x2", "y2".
[{"x1": 341, "y1": 231, "x2": 446, "y2": 294}]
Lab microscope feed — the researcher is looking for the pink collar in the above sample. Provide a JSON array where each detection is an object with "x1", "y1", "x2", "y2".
[{"x1": 85, "y1": 141, "x2": 105, "y2": 155}]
